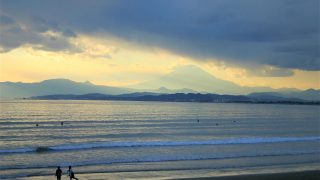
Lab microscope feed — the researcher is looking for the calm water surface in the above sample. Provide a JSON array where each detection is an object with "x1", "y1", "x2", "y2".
[{"x1": 0, "y1": 100, "x2": 319, "y2": 179}]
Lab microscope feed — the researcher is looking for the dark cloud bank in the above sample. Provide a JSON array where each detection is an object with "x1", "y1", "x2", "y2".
[
  {"x1": 0, "y1": 14, "x2": 79, "y2": 53},
  {"x1": 0, "y1": 0, "x2": 319, "y2": 73}
]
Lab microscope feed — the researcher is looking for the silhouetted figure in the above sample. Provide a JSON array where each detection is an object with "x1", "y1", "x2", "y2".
[
  {"x1": 197, "y1": 119, "x2": 199, "y2": 123},
  {"x1": 67, "y1": 166, "x2": 79, "y2": 180},
  {"x1": 36, "y1": 123, "x2": 39, "y2": 127},
  {"x1": 61, "y1": 122, "x2": 64, "y2": 126},
  {"x1": 55, "y1": 166, "x2": 62, "y2": 180},
  {"x1": 216, "y1": 123, "x2": 219, "y2": 126}
]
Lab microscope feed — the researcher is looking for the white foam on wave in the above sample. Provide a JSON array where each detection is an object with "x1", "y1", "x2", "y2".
[
  {"x1": 0, "y1": 148, "x2": 34, "y2": 154},
  {"x1": 1, "y1": 136, "x2": 319, "y2": 154},
  {"x1": 52, "y1": 136, "x2": 320, "y2": 151}
]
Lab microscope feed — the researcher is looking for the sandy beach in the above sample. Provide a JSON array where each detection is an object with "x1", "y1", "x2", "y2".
[
  {"x1": 177, "y1": 170, "x2": 320, "y2": 180},
  {"x1": 17, "y1": 170, "x2": 320, "y2": 180}
]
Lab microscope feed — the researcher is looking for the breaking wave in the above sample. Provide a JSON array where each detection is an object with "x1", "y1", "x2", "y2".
[{"x1": 1, "y1": 136, "x2": 319, "y2": 154}]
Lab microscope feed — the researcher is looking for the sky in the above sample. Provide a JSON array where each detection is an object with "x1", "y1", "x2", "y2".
[{"x1": 0, "y1": 0, "x2": 319, "y2": 90}]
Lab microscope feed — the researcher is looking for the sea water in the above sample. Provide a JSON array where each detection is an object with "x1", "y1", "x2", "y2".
[{"x1": 0, "y1": 100, "x2": 319, "y2": 179}]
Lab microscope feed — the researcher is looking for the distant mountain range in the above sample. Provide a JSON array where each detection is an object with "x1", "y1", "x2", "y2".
[
  {"x1": 0, "y1": 79, "x2": 132, "y2": 100},
  {"x1": 128, "y1": 65, "x2": 300, "y2": 95},
  {"x1": 248, "y1": 89, "x2": 320, "y2": 101},
  {"x1": 129, "y1": 65, "x2": 243, "y2": 94},
  {"x1": 0, "y1": 79, "x2": 200, "y2": 100},
  {"x1": 0, "y1": 65, "x2": 319, "y2": 101},
  {"x1": 30, "y1": 92, "x2": 319, "y2": 105}
]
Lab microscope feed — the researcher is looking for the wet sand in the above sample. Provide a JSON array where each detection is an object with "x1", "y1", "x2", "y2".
[
  {"x1": 175, "y1": 170, "x2": 320, "y2": 180},
  {"x1": 18, "y1": 170, "x2": 320, "y2": 180}
]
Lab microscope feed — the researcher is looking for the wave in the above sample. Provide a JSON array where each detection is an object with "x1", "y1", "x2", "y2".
[
  {"x1": 0, "y1": 146, "x2": 53, "y2": 154},
  {"x1": 0, "y1": 118, "x2": 24, "y2": 121},
  {"x1": 2, "y1": 150, "x2": 320, "y2": 171},
  {"x1": 1, "y1": 136, "x2": 319, "y2": 154}
]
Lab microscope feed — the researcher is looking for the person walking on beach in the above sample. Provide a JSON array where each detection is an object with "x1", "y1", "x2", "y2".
[
  {"x1": 55, "y1": 166, "x2": 62, "y2": 180},
  {"x1": 67, "y1": 166, "x2": 79, "y2": 180}
]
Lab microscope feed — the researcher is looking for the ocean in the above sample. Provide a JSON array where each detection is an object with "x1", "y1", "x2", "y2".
[{"x1": 0, "y1": 100, "x2": 319, "y2": 179}]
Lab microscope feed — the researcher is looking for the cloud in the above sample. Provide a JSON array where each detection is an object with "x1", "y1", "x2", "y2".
[
  {"x1": 62, "y1": 29, "x2": 77, "y2": 38},
  {"x1": 247, "y1": 66, "x2": 294, "y2": 77},
  {"x1": 1, "y1": 0, "x2": 319, "y2": 71},
  {"x1": 0, "y1": 14, "x2": 79, "y2": 53},
  {"x1": 0, "y1": 14, "x2": 15, "y2": 26},
  {"x1": 29, "y1": 16, "x2": 59, "y2": 33}
]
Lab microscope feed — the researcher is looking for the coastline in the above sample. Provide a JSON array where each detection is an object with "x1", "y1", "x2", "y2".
[
  {"x1": 175, "y1": 170, "x2": 320, "y2": 180},
  {"x1": 17, "y1": 168, "x2": 320, "y2": 180},
  {"x1": 8, "y1": 160, "x2": 320, "y2": 180}
]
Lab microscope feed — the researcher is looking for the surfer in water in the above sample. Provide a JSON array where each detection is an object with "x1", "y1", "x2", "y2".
[
  {"x1": 67, "y1": 166, "x2": 79, "y2": 180},
  {"x1": 55, "y1": 166, "x2": 62, "y2": 180}
]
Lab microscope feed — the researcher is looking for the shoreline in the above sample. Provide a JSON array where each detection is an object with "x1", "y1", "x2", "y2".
[
  {"x1": 4, "y1": 156, "x2": 319, "y2": 179},
  {"x1": 175, "y1": 170, "x2": 320, "y2": 180},
  {"x1": 17, "y1": 169, "x2": 320, "y2": 180},
  {"x1": 23, "y1": 98, "x2": 320, "y2": 106}
]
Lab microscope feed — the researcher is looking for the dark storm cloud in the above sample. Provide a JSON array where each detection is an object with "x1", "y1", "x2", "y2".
[
  {"x1": 62, "y1": 29, "x2": 77, "y2": 38},
  {"x1": 0, "y1": 0, "x2": 319, "y2": 71},
  {"x1": 0, "y1": 14, "x2": 80, "y2": 52},
  {"x1": 0, "y1": 14, "x2": 15, "y2": 26},
  {"x1": 30, "y1": 16, "x2": 57, "y2": 33}
]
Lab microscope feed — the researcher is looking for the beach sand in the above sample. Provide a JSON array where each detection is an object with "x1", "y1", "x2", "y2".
[
  {"x1": 177, "y1": 170, "x2": 320, "y2": 180},
  {"x1": 18, "y1": 170, "x2": 320, "y2": 180}
]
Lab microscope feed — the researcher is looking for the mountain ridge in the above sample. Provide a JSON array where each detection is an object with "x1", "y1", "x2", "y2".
[
  {"x1": 30, "y1": 92, "x2": 320, "y2": 105},
  {"x1": 1, "y1": 65, "x2": 319, "y2": 101},
  {"x1": 128, "y1": 65, "x2": 303, "y2": 95},
  {"x1": 0, "y1": 78, "x2": 132, "y2": 100},
  {"x1": 129, "y1": 65, "x2": 245, "y2": 94}
]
